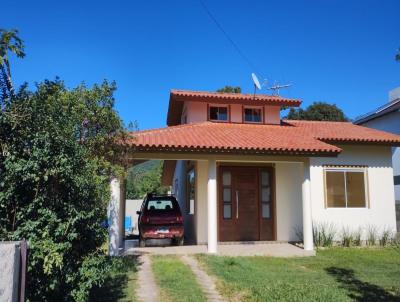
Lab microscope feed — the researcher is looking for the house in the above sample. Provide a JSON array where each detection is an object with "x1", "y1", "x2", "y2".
[
  {"x1": 108, "y1": 89, "x2": 400, "y2": 255},
  {"x1": 354, "y1": 87, "x2": 400, "y2": 230}
]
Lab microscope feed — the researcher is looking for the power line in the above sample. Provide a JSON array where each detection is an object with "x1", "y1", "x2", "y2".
[{"x1": 199, "y1": 0, "x2": 260, "y2": 74}]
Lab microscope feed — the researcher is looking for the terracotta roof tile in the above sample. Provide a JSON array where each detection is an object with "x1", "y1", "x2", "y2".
[
  {"x1": 128, "y1": 120, "x2": 400, "y2": 156},
  {"x1": 170, "y1": 90, "x2": 301, "y2": 106},
  {"x1": 167, "y1": 89, "x2": 301, "y2": 126},
  {"x1": 285, "y1": 120, "x2": 400, "y2": 144}
]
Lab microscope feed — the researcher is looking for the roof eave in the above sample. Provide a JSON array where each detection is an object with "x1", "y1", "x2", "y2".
[
  {"x1": 131, "y1": 145, "x2": 341, "y2": 157},
  {"x1": 320, "y1": 139, "x2": 400, "y2": 147}
]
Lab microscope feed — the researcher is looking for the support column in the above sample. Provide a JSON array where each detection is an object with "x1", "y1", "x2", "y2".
[
  {"x1": 118, "y1": 178, "x2": 126, "y2": 251},
  {"x1": 108, "y1": 177, "x2": 126, "y2": 256},
  {"x1": 207, "y1": 159, "x2": 218, "y2": 254},
  {"x1": 302, "y1": 159, "x2": 314, "y2": 251}
]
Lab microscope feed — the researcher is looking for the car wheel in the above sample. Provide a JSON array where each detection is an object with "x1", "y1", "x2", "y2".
[
  {"x1": 139, "y1": 237, "x2": 146, "y2": 247},
  {"x1": 175, "y1": 237, "x2": 184, "y2": 246}
]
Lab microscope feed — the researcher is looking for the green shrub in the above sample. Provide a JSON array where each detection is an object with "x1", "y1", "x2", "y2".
[{"x1": 0, "y1": 79, "x2": 125, "y2": 301}]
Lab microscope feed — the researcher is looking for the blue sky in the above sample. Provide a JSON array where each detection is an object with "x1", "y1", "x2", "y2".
[{"x1": 3, "y1": 0, "x2": 399, "y2": 129}]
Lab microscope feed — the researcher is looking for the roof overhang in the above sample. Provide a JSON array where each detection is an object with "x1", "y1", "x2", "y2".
[
  {"x1": 354, "y1": 98, "x2": 400, "y2": 124},
  {"x1": 161, "y1": 160, "x2": 176, "y2": 186},
  {"x1": 167, "y1": 90, "x2": 302, "y2": 126}
]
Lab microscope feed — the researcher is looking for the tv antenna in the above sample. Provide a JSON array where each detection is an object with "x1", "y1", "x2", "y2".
[
  {"x1": 267, "y1": 82, "x2": 291, "y2": 96},
  {"x1": 251, "y1": 73, "x2": 261, "y2": 98}
]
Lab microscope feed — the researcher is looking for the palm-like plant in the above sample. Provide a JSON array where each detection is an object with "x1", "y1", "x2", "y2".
[{"x1": 0, "y1": 28, "x2": 25, "y2": 99}]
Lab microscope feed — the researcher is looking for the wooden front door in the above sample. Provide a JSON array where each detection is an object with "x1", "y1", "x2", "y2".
[{"x1": 219, "y1": 166, "x2": 275, "y2": 242}]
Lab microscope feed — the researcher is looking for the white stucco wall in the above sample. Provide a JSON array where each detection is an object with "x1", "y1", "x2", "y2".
[
  {"x1": 310, "y1": 145, "x2": 397, "y2": 238},
  {"x1": 172, "y1": 160, "x2": 196, "y2": 243},
  {"x1": 170, "y1": 145, "x2": 396, "y2": 244},
  {"x1": 275, "y1": 162, "x2": 303, "y2": 241},
  {"x1": 360, "y1": 110, "x2": 400, "y2": 202}
]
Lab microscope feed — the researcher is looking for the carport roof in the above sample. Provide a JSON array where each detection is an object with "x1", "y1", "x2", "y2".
[{"x1": 127, "y1": 120, "x2": 400, "y2": 156}]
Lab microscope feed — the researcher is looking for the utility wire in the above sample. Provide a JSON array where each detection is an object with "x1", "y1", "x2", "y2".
[{"x1": 199, "y1": 0, "x2": 260, "y2": 74}]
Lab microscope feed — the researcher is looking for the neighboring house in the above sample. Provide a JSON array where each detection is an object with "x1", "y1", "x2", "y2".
[
  {"x1": 354, "y1": 87, "x2": 400, "y2": 230},
  {"x1": 108, "y1": 89, "x2": 400, "y2": 255}
]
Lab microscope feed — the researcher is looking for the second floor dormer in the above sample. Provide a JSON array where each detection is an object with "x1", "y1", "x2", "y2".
[{"x1": 166, "y1": 90, "x2": 302, "y2": 126}]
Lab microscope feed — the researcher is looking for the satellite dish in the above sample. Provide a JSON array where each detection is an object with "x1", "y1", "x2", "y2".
[{"x1": 251, "y1": 73, "x2": 261, "y2": 90}]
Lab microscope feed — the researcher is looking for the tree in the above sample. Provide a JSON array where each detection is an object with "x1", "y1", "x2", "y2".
[
  {"x1": 0, "y1": 29, "x2": 25, "y2": 101},
  {"x1": 126, "y1": 160, "x2": 168, "y2": 199},
  {"x1": 285, "y1": 102, "x2": 348, "y2": 122},
  {"x1": 0, "y1": 79, "x2": 125, "y2": 301},
  {"x1": 216, "y1": 86, "x2": 241, "y2": 93},
  {"x1": 396, "y1": 48, "x2": 400, "y2": 61}
]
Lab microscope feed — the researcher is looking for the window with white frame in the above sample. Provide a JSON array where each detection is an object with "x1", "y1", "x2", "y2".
[{"x1": 324, "y1": 167, "x2": 368, "y2": 208}]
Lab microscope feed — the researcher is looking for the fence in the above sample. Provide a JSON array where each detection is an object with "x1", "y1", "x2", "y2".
[{"x1": 0, "y1": 240, "x2": 28, "y2": 302}]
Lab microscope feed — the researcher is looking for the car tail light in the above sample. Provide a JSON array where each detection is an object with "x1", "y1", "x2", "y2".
[{"x1": 176, "y1": 216, "x2": 183, "y2": 223}]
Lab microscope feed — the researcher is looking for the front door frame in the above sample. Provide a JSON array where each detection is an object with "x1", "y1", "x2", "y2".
[{"x1": 217, "y1": 163, "x2": 276, "y2": 242}]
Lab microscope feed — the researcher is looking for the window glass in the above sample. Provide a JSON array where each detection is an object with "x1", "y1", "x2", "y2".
[
  {"x1": 244, "y1": 108, "x2": 262, "y2": 122},
  {"x1": 325, "y1": 169, "x2": 367, "y2": 208},
  {"x1": 262, "y1": 203, "x2": 270, "y2": 218},
  {"x1": 223, "y1": 204, "x2": 232, "y2": 219},
  {"x1": 222, "y1": 171, "x2": 231, "y2": 186},
  {"x1": 261, "y1": 172, "x2": 269, "y2": 186},
  {"x1": 260, "y1": 170, "x2": 271, "y2": 219},
  {"x1": 223, "y1": 188, "x2": 231, "y2": 202},
  {"x1": 394, "y1": 175, "x2": 400, "y2": 186},
  {"x1": 222, "y1": 170, "x2": 232, "y2": 219},
  {"x1": 209, "y1": 106, "x2": 228, "y2": 121},
  {"x1": 326, "y1": 171, "x2": 346, "y2": 207},
  {"x1": 261, "y1": 188, "x2": 270, "y2": 202},
  {"x1": 147, "y1": 200, "x2": 174, "y2": 211},
  {"x1": 346, "y1": 172, "x2": 366, "y2": 207}
]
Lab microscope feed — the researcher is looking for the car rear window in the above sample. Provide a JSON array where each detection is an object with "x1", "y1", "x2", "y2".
[{"x1": 146, "y1": 199, "x2": 175, "y2": 211}]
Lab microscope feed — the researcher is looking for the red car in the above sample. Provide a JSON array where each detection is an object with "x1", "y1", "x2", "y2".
[{"x1": 137, "y1": 194, "x2": 184, "y2": 247}]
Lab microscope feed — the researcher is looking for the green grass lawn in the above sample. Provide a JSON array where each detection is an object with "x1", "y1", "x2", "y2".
[
  {"x1": 90, "y1": 256, "x2": 138, "y2": 302},
  {"x1": 151, "y1": 255, "x2": 207, "y2": 302},
  {"x1": 197, "y1": 248, "x2": 400, "y2": 302}
]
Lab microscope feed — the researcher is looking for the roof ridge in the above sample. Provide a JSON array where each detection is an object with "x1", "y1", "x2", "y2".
[{"x1": 170, "y1": 89, "x2": 284, "y2": 99}]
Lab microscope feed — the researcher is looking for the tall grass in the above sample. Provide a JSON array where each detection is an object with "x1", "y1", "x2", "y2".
[
  {"x1": 366, "y1": 224, "x2": 378, "y2": 246},
  {"x1": 379, "y1": 227, "x2": 394, "y2": 247},
  {"x1": 352, "y1": 227, "x2": 363, "y2": 246},
  {"x1": 340, "y1": 227, "x2": 353, "y2": 247},
  {"x1": 313, "y1": 222, "x2": 336, "y2": 247}
]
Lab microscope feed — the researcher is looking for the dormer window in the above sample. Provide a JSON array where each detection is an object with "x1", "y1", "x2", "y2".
[
  {"x1": 244, "y1": 107, "x2": 262, "y2": 123},
  {"x1": 209, "y1": 106, "x2": 228, "y2": 121}
]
